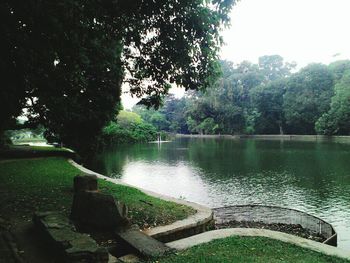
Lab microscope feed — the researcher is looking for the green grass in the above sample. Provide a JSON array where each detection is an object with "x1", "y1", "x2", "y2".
[
  {"x1": 21, "y1": 145, "x2": 72, "y2": 151},
  {"x1": 151, "y1": 236, "x2": 349, "y2": 263},
  {"x1": 12, "y1": 138, "x2": 47, "y2": 143},
  {"x1": 0, "y1": 157, "x2": 194, "y2": 227},
  {"x1": 0, "y1": 145, "x2": 76, "y2": 159},
  {"x1": 99, "y1": 180, "x2": 194, "y2": 228}
]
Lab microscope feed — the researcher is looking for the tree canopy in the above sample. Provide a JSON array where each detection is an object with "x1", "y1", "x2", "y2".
[
  {"x1": 283, "y1": 64, "x2": 334, "y2": 134},
  {"x1": 1, "y1": 0, "x2": 236, "y2": 152},
  {"x1": 134, "y1": 57, "x2": 350, "y2": 136},
  {"x1": 316, "y1": 70, "x2": 350, "y2": 135}
]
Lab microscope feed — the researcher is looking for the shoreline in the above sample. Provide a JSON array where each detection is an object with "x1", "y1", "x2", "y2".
[
  {"x1": 176, "y1": 134, "x2": 350, "y2": 143},
  {"x1": 68, "y1": 159, "x2": 214, "y2": 242},
  {"x1": 70, "y1": 159, "x2": 350, "y2": 261}
]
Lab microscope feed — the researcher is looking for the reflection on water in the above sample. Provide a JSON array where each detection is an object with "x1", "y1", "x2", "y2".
[{"x1": 88, "y1": 138, "x2": 350, "y2": 249}]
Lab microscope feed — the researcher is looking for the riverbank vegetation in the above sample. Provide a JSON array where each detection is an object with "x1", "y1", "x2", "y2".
[
  {"x1": 152, "y1": 236, "x2": 349, "y2": 263},
  {"x1": 100, "y1": 110, "x2": 157, "y2": 145},
  {"x1": 134, "y1": 57, "x2": 350, "y2": 136}
]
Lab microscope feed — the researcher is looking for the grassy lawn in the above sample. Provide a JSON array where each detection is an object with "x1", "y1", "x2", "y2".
[
  {"x1": 0, "y1": 157, "x2": 194, "y2": 228},
  {"x1": 0, "y1": 144, "x2": 76, "y2": 159},
  {"x1": 12, "y1": 138, "x2": 47, "y2": 144},
  {"x1": 152, "y1": 236, "x2": 349, "y2": 263}
]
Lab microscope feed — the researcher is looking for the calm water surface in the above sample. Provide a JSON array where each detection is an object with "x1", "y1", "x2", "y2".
[{"x1": 88, "y1": 138, "x2": 350, "y2": 249}]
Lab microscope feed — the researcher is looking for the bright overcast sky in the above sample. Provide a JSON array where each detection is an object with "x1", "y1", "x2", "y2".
[
  {"x1": 221, "y1": 0, "x2": 350, "y2": 67},
  {"x1": 122, "y1": 0, "x2": 350, "y2": 109}
]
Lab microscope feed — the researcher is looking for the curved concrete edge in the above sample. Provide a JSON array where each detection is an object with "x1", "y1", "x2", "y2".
[
  {"x1": 68, "y1": 159, "x2": 213, "y2": 241},
  {"x1": 166, "y1": 228, "x2": 350, "y2": 260}
]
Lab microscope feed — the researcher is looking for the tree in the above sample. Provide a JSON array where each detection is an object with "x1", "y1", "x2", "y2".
[
  {"x1": 133, "y1": 106, "x2": 170, "y2": 131},
  {"x1": 182, "y1": 56, "x2": 293, "y2": 135},
  {"x1": 137, "y1": 58, "x2": 350, "y2": 136},
  {"x1": 161, "y1": 95, "x2": 190, "y2": 134},
  {"x1": 328, "y1": 60, "x2": 350, "y2": 82},
  {"x1": 214, "y1": 57, "x2": 292, "y2": 134},
  {"x1": 115, "y1": 111, "x2": 142, "y2": 129},
  {"x1": 316, "y1": 70, "x2": 350, "y2": 135},
  {"x1": 251, "y1": 79, "x2": 287, "y2": 134},
  {"x1": 258, "y1": 55, "x2": 296, "y2": 82},
  {"x1": 101, "y1": 111, "x2": 157, "y2": 145},
  {"x1": 1, "y1": 0, "x2": 236, "y2": 153},
  {"x1": 283, "y1": 64, "x2": 334, "y2": 134}
]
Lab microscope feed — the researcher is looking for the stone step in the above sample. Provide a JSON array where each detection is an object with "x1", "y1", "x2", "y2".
[
  {"x1": 116, "y1": 226, "x2": 173, "y2": 259},
  {"x1": 33, "y1": 212, "x2": 109, "y2": 263}
]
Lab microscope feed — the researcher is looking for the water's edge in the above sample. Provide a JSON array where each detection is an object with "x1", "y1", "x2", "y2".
[{"x1": 176, "y1": 134, "x2": 350, "y2": 143}]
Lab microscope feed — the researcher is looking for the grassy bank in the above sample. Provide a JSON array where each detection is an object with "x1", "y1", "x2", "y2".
[
  {"x1": 153, "y1": 236, "x2": 349, "y2": 263},
  {"x1": 0, "y1": 156, "x2": 195, "y2": 228},
  {"x1": 0, "y1": 145, "x2": 76, "y2": 159}
]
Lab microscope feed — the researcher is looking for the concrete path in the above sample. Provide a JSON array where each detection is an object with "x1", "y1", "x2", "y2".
[{"x1": 167, "y1": 228, "x2": 350, "y2": 260}]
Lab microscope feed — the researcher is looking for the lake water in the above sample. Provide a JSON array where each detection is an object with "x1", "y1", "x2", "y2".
[{"x1": 88, "y1": 138, "x2": 350, "y2": 249}]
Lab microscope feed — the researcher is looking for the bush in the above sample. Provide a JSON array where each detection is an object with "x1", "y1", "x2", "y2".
[{"x1": 100, "y1": 113, "x2": 157, "y2": 146}]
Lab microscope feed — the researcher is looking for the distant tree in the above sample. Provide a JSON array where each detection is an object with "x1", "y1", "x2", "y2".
[
  {"x1": 136, "y1": 57, "x2": 350, "y2": 137},
  {"x1": 185, "y1": 96, "x2": 219, "y2": 134},
  {"x1": 186, "y1": 61, "x2": 264, "y2": 134},
  {"x1": 132, "y1": 106, "x2": 155, "y2": 125},
  {"x1": 251, "y1": 79, "x2": 287, "y2": 134},
  {"x1": 162, "y1": 95, "x2": 190, "y2": 134},
  {"x1": 1, "y1": 0, "x2": 236, "y2": 153},
  {"x1": 283, "y1": 64, "x2": 334, "y2": 134},
  {"x1": 133, "y1": 106, "x2": 170, "y2": 131},
  {"x1": 183, "y1": 56, "x2": 293, "y2": 135},
  {"x1": 149, "y1": 112, "x2": 170, "y2": 131},
  {"x1": 328, "y1": 60, "x2": 350, "y2": 82},
  {"x1": 115, "y1": 111, "x2": 142, "y2": 129},
  {"x1": 316, "y1": 70, "x2": 350, "y2": 135},
  {"x1": 101, "y1": 111, "x2": 157, "y2": 145},
  {"x1": 258, "y1": 55, "x2": 296, "y2": 82}
]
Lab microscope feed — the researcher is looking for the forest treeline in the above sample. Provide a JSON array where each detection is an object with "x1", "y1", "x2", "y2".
[
  {"x1": 8, "y1": 55, "x2": 350, "y2": 146},
  {"x1": 131, "y1": 55, "x2": 350, "y2": 136}
]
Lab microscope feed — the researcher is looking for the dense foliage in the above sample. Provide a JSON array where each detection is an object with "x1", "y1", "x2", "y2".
[
  {"x1": 100, "y1": 110, "x2": 157, "y2": 145},
  {"x1": 0, "y1": 0, "x2": 236, "y2": 152},
  {"x1": 316, "y1": 70, "x2": 350, "y2": 135},
  {"x1": 134, "y1": 57, "x2": 350, "y2": 136}
]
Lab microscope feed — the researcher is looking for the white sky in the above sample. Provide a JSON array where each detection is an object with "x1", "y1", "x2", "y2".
[
  {"x1": 221, "y1": 0, "x2": 350, "y2": 66},
  {"x1": 122, "y1": 0, "x2": 350, "y2": 109}
]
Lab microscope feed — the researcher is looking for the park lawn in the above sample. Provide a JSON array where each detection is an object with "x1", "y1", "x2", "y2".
[
  {"x1": 0, "y1": 157, "x2": 194, "y2": 228},
  {"x1": 0, "y1": 144, "x2": 76, "y2": 159},
  {"x1": 8, "y1": 145, "x2": 71, "y2": 152},
  {"x1": 152, "y1": 236, "x2": 349, "y2": 263}
]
